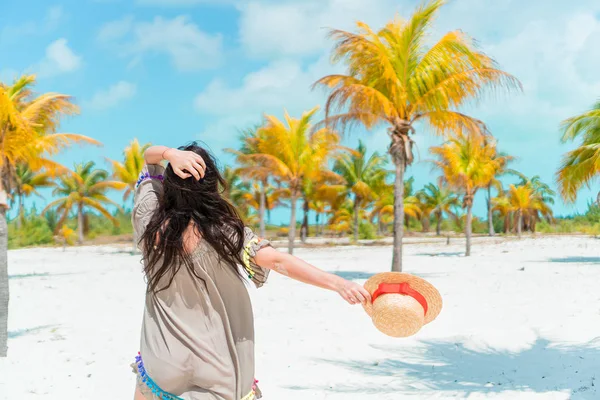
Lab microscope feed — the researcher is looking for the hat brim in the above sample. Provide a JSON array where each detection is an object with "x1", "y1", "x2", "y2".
[{"x1": 363, "y1": 272, "x2": 442, "y2": 325}]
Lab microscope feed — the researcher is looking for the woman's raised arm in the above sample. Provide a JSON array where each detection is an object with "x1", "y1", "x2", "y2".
[{"x1": 144, "y1": 145, "x2": 207, "y2": 180}]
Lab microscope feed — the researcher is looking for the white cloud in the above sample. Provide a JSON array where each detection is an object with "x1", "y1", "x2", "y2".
[
  {"x1": 194, "y1": 56, "x2": 341, "y2": 150},
  {"x1": 238, "y1": 0, "x2": 409, "y2": 58},
  {"x1": 85, "y1": 81, "x2": 137, "y2": 111},
  {"x1": 37, "y1": 38, "x2": 82, "y2": 78},
  {"x1": 98, "y1": 16, "x2": 222, "y2": 71},
  {"x1": 97, "y1": 16, "x2": 134, "y2": 42}
]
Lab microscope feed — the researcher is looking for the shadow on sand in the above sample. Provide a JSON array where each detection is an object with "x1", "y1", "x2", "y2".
[
  {"x1": 9, "y1": 272, "x2": 75, "y2": 280},
  {"x1": 332, "y1": 271, "x2": 448, "y2": 281},
  {"x1": 416, "y1": 252, "x2": 464, "y2": 257},
  {"x1": 8, "y1": 325, "x2": 58, "y2": 339},
  {"x1": 548, "y1": 257, "x2": 600, "y2": 264},
  {"x1": 287, "y1": 337, "x2": 599, "y2": 398},
  {"x1": 332, "y1": 271, "x2": 375, "y2": 280}
]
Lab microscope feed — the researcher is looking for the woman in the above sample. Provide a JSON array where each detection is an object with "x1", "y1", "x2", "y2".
[{"x1": 132, "y1": 143, "x2": 371, "y2": 400}]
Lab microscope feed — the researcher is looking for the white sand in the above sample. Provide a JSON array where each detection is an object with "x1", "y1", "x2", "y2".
[{"x1": 1, "y1": 236, "x2": 599, "y2": 400}]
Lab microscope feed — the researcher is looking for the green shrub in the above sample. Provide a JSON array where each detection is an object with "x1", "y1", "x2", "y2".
[
  {"x1": 359, "y1": 221, "x2": 376, "y2": 240},
  {"x1": 8, "y1": 213, "x2": 54, "y2": 249}
]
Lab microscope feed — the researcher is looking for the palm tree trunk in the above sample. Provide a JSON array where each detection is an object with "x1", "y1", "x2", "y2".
[
  {"x1": 300, "y1": 198, "x2": 309, "y2": 243},
  {"x1": 465, "y1": 203, "x2": 473, "y2": 257},
  {"x1": 0, "y1": 183, "x2": 9, "y2": 357},
  {"x1": 353, "y1": 194, "x2": 360, "y2": 242},
  {"x1": 517, "y1": 210, "x2": 523, "y2": 238},
  {"x1": 259, "y1": 180, "x2": 266, "y2": 239},
  {"x1": 487, "y1": 184, "x2": 495, "y2": 236},
  {"x1": 288, "y1": 193, "x2": 298, "y2": 254},
  {"x1": 436, "y1": 210, "x2": 442, "y2": 236},
  {"x1": 315, "y1": 213, "x2": 320, "y2": 237},
  {"x1": 423, "y1": 213, "x2": 431, "y2": 232},
  {"x1": 391, "y1": 160, "x2": 405, "y2": 272},
  {"x1": 377, "y1": 215, "x2": 383, "y2": 236},
  {"x1": 16, "y1": 194, "x2": 23, "y2": 230},
  {"x1": 77, "y1": 204, "x2": 84, "y2": 244}
]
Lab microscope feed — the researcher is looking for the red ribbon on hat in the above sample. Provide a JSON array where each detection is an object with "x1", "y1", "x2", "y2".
[{"x1": 371, "y1": 282, "x2": 428, "y2": 316}]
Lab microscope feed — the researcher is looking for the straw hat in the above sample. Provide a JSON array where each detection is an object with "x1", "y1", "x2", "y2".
[{"x1": 363, "y1": 272, "x2": 442, "y2": 338}]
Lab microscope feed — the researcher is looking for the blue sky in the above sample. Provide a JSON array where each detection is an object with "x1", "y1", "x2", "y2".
[{"x1": 2, "y1": 0, "x2": 600, "y2": 223}]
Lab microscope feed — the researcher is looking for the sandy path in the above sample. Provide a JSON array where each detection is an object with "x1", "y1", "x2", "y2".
[{"x1": 1, "y1": 236, "x2": 599, "y2": 399}]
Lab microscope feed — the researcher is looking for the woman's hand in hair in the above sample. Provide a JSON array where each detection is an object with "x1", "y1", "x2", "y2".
[
  {"x1": 164, "y1": 148, "x2": 207, "y2": 180},
  {"x1": 144, "y1": 145, "x2": 207, "y2": 180}
]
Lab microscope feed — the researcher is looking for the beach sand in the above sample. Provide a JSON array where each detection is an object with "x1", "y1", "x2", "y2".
[{"x1": 1, "y1": 236, "x2": 599, "y2": 399}]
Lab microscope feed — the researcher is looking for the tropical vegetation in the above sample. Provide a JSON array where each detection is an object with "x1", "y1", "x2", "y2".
[{"x1": 313, "y1": 0, "x2": 520, "y2": 270}]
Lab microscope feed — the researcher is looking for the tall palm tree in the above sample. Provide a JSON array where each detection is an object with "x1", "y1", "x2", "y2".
[
  {"x1": 314, "y1": 0, "x2": 520, "y2": 270},
  {"x1": 557, "y1": 101, "x2": 600, "y2": 204},
  {"x1": 13, "y1": 164, "x2": 54, "y2": 228},
  {"x1": 242, "y1": 107, "x2": 340, "y2": 254},
  {"x1": 107, "y1": 139, "x2": 151, "y2": 202},
  {"x1": 431, "y1": 133, "x2": 506, "y2": 256},
  {"x1": 417, "y1": 183, "x2": 459, "y2": 236},
  {"x1": 0, "y1": 74, "x2": 97, "y2": 357},
  {"x1": 43, "y1": 162, "x2": 126, "y2": 244},
  {"x1": 333, "y1": 141, "x2": 388, "y2": 241}
]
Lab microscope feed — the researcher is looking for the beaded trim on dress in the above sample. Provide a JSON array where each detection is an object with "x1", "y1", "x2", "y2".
[{"x1": 134, "y1": 353, "x2": 257, "y2": 400}]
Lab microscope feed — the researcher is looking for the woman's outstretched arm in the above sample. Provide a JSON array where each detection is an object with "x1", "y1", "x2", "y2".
[{"x1": 254, "y1": 246, "x2": 371, "y2": 305}]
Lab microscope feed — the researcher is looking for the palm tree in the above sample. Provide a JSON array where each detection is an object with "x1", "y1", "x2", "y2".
[
  {"x1": 557, "y1": 101, "x2": 600, "y2": 204},
  {"x1": 492, "y1": 195, "x2": 512, "y2": 234},
  {"x1": 13, "y1": 164, "x2": 54, "y2": 228},
  {"x1": 0, "y1": 74, "x2": 97, "y2": 357},
  {"x1": 333, "y1": 141, "x2": 388, "y2": 241},
  {"x1": 507, "y1": 184, "x2": 554, "y2": 237},
  {"x1": 431, "y1": 133, "x2": 506, "y2": 256},
  {"x1": 314, "y1": 0, "x2": 520, "y2": 270},
  {"x1": 240, "y1": 181, "x2": 286, "y2": 234},
  {"x1": 328, "y1": 199, "x2": 353, "y2": 237},
  {"x1": 107, "y1": 139, "x2": 151, "y2": 202},
  {"x1": 300, "y1": 171, "x2": 346, "y2": 243},
  {"x1": 371, "y1": 182, "x2": 421, "y2": 235},
  {"x1": 107, "y1": 139, "x2": 151, "y2": 252},
  {"x1": 417, "y1": 183, "x2": 459, "y2": 236},
  {"x1": 43, "y1": 162, "x2": 126, "y2": 244},
  {"x1": 242, "y1": 107, "x2": 340, "y2": 254},
  {"x1": 222, "y1": 166, "x2": 252, "y2": 219},
  {"x1": 484, "y1": 150, "x2": 515, "y2": 236},
  {"x1": 225, "y1": 127, "x2": 273, "y2": 238}
]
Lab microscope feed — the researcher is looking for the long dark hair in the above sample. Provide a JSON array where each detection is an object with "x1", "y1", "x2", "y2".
[{"x1": 140, "y1": 142, "x2": 246, "y2": 293}]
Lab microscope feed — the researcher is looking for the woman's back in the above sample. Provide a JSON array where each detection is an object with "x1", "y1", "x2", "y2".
[{"x1": 133, "y1": 161, "x2": 269, "y2": 400}]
